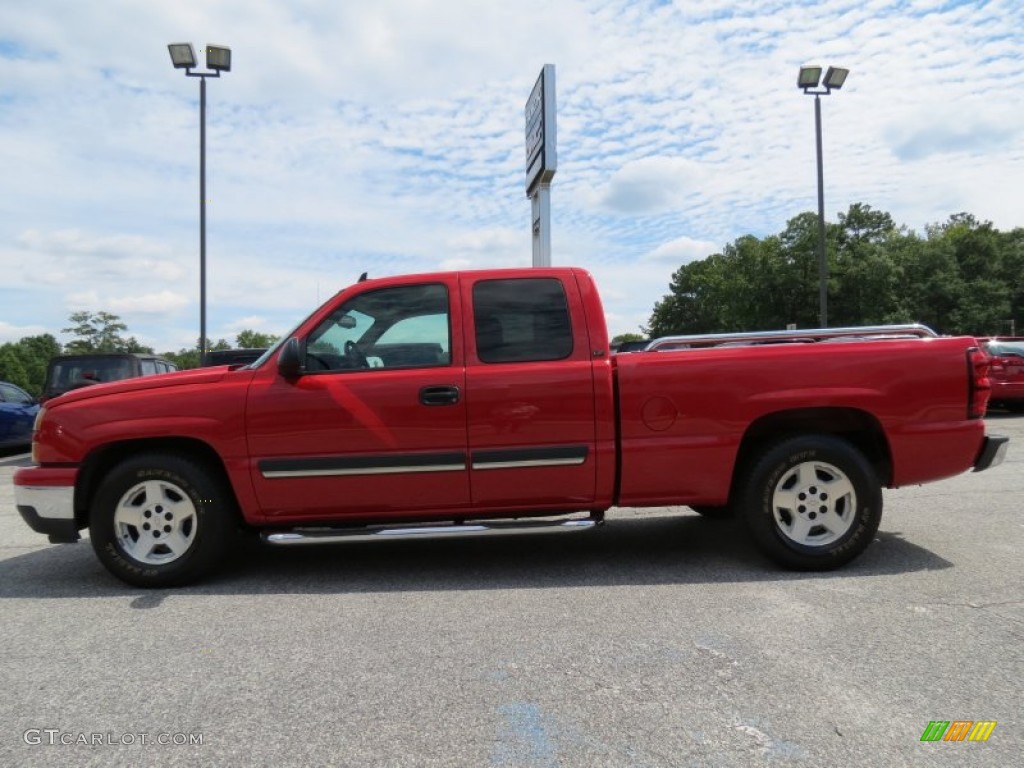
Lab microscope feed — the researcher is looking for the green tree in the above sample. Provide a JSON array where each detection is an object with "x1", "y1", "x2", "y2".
[
  {"x1": 235, "y1": 330, "x2": 278, "y2": 348},
  {"x1": 998, "y1": 227, "x2": 1024, "y2": 335},
  {"x1": 830, "y1": 204, "x2": 903, "y2": 327},
  {"x1": 0, "y1": 345, "x2": 31, "y2": 392},
  {"x1": 161, "y1": 348, "x2": 200, "y2": 370},
  {"x1": 938, "y1": 214, "x2": 1009, "y2": 335},
  {"x1": 61, "y1": 311, "x2": 153, "y2": 354},
  {"x1": 161, "y1": 338, "x2": 230, "y2": 370},
  {"x1": 12, "y1": 334, "x2": 63, "y2": 395},
  {"x1": 645, "y1": 203, "x2": 1021, "y2": 338}
]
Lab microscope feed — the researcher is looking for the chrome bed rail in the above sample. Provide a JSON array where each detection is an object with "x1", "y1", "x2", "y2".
[{"x1": 645, "y1": 323, "x2": 938, "y2": 351}]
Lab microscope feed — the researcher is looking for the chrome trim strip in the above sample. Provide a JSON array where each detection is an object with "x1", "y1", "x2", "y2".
[
  {"x1": 259, "y1": 451, "x2": 467, "y2": 479},
  {"x1": 260, "y1": 445, "x2": 591, "y2": 478},
  {"x1": 263, "y1": 464, "x2": 465, "y2": 479},
  {"x1": 470, "y1": 444, "x2": 589, "y2": 471},
  {"x1": 471, "y1": 456, "x2": 586, "y2": 470}
]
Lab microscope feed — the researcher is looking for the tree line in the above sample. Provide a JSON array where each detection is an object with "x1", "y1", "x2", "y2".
[
  {"x1": 5, "y1": 203, "x2": 1021, "y2": 393},
  {"x1": 0, "y1": 311, "x2": 278, "y2": 396},
  {"x1": 646, "y1": 204, "x2": 1024, "y2": 339}
]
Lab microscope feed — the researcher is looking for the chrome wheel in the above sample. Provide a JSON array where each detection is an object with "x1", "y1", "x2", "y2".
[
  {"x1": 739, "y1": 435, "x2": 882, "y2": 570},
  {"x1": 113, "y1": 479, "x2": 197, "y2": 565},
  {"x1": 92, "y1": 453, "x2": 237, "y2": 587},
  {"x1": 770, "y1": 459, "x2": 856, "y2": 547}
]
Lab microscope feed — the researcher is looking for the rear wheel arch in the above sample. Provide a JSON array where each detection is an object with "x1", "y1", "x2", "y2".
[{"x1": 733, "y1": 407, "x2": 892, "y2": 492}]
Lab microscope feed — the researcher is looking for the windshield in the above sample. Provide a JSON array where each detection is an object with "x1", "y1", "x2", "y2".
[
  {"x1": 986, "y1": 342, "x2": 1024, "y2": 358},
  {"x1": 247, "y1": 289, "x2": 349, "y2": 369}
]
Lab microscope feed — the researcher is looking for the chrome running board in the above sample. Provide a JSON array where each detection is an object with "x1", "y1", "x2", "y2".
[{"x1": 262, "y1": 517, "x2": 601, "y2": 546}]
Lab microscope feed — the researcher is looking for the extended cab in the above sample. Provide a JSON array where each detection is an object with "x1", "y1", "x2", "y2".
[{"x1": 14, "y1": 268, "x2": 1008, "y2": 586}]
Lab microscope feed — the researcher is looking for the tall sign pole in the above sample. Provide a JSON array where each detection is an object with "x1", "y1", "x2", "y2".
[{"x1": 525, "y1": 64, "x2": 556, "y2": 267}]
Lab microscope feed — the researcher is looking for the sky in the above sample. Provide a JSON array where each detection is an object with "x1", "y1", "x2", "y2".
[{"x1": 1, "y1": 0, "x2": 1022, "y2": 352}]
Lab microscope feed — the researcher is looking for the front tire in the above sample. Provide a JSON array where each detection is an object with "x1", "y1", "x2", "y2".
[
  {"x1": 739, "y1": 435, "x2": 882, "y2": 570},
  {"x1": 89, "y1": 454, "x2": 236, "y2": 587}
]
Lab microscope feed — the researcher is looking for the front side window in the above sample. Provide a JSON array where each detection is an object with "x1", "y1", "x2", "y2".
[
  {"x1": 472, "y1": 278, "x2": 573, "y2": 363},
  {"x1": 305, "y1": 283, "x2": 450, "y2": 371}
]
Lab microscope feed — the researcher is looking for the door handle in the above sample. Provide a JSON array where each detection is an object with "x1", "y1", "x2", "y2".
[{"x1": 419, "y1": 385, "x2": 460, "y2": 406}]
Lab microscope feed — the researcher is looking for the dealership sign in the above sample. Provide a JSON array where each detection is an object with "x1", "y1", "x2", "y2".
[{"x1": 525, "y1": 64, "x2": 556, "y2": 194}]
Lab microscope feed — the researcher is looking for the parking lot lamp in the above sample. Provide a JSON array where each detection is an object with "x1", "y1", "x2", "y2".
[
  {"x1": 798, "y1": 65, "x2": 849, "y2": 328},
  {"x1": 168, "y1": 43, "x2": 231, "y2": 366}
]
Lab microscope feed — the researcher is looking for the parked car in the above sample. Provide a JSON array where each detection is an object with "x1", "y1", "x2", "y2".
[
  {"x1": 0, "y1": 381, "x2": 40, "y2": 450},
  {"x1": 982, "y1": 337, "x2": 1024, "y2": 412},
  {"x1": 40, "y1": 353, "x2": 178, "y2": 404},
  {"x1": 202, "y1": 348, "x2": 267, "y2": 367},
  {"x1": 610, "y1": 340, "x2": 650, "y2": 353}
]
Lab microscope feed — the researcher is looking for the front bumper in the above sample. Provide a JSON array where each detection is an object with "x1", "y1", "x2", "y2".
[
  {"x1": 973, "y1": 435, "x2": 1009, "y2": 473},
  {"x1": 13, "y1": 467, "x2": 80, "y2": 543}
]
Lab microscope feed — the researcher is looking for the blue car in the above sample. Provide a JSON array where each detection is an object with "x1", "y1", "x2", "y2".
[{"x1": 0, "y1": 381, "x2": 39, "y2": 450}]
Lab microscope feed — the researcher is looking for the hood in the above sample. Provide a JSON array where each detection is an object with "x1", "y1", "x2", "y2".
[{"x1": 46, "y1": 366, "x2": 234, "y2": 407}]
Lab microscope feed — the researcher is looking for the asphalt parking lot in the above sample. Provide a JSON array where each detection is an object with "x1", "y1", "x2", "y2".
[{"x1": 0, "y1": 416, "x2": 1021, "y2": 767}]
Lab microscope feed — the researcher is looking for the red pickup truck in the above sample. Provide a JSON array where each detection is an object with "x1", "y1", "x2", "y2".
[{"x1": 14, "y1": 268, "x2": 1008, "y2": 587}]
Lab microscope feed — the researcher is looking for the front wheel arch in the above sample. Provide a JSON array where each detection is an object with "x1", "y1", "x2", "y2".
[{"x1": 75, "y1": 438, "x2": 235, "y2": 530}]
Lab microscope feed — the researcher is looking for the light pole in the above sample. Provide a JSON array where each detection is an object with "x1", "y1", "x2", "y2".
[
  {"x1": 168, "y1": 43, "x2": 231, "y2": 366},
  {"x1": 798, "y1": 65, "x2": 848, "y2": 328}
]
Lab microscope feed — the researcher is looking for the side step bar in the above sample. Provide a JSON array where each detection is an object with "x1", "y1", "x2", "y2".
[{"x1": 262, "y1": 516, "x2": 601, "y2": 546}]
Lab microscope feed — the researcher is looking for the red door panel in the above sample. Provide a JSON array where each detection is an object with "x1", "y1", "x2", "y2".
[{"x1": 460, "y1": 273, "x2": 598, "y2": 510}]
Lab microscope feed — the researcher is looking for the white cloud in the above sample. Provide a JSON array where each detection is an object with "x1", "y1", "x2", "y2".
[
  {"x1": 17, "y1": 229, "x2": 172, "y2": 258},
  {"x1": 66, "y1": 291, "x2": 102, "y2": 309},
  {"x1": 645, "y1": 235, "x2": 719, "y2": 264},
  {"x1": 593, "y1": 157, "x2": 709, "y2": 215},
  {"x1": 0, "y1": 320, "x2": 49, "y2": 345},
  {"x1": 108, "y1": 291, "x2": 190, "y2": 314},
  {"x1": 224, "y1": 315, "x2": 271, "y2": 333}
]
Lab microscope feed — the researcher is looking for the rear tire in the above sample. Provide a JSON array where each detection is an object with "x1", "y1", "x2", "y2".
[
  {"x1": 89, "y1": 453, "x2": 235, "y2": 587},
  {"x1": 738, "y1": 435, "x2": 881, "y2": 570}
]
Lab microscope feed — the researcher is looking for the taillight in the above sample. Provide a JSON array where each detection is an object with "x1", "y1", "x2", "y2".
[
  {"x1": 967, "y1": 346, "x2": 991, "y2": 419},
  {"x1": 30, "y1": 406, "x2": 46, "y2": 465}
]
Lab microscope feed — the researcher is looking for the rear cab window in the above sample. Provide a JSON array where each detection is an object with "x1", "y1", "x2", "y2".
[
  {"x1": 471, "y1": 278, "x2": 573, "y2": 363},
  {"x1": 49, "y1": 358, "x2": 135, "y2": 388}
]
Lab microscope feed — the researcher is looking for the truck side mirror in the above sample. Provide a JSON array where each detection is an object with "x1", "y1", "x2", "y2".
[{"x1": 277, "y1": 338, "x2": 304, "y2": 378}]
